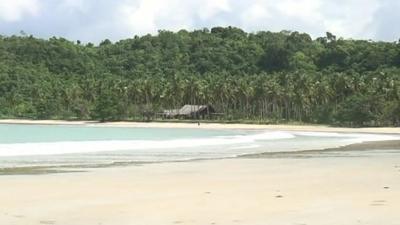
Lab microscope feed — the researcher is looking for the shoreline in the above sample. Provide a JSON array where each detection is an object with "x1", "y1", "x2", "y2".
[
  {"x1": 1, "y1": 118, "x2": 399, "y2": 175},
  {"x1": 2, "y1": 139, "x2": 399, "y2": 176},
  {"x1": 1, "y1": 119, "x2": 400, "y2": 134}
]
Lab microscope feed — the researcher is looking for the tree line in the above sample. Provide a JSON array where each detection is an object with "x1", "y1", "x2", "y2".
[{"x1": 0, "y1": 27, "x2": 400, "y2": 126}]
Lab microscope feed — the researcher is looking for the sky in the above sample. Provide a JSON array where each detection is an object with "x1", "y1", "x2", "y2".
[{"x1": 0, "y1": 0, "x2": 399, "y2": 43}]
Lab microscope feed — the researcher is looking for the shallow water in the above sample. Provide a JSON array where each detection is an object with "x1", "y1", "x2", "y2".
[{"x1": 0, "y1": 124, "x2": 399, "y2": 168}]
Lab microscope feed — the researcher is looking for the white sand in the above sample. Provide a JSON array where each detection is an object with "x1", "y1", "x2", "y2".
[
  {"x1": 1, "y1": 119, "x2": 400, "y2": 133},
  {"x1": 1, "y1": 155, "x2": 400, "y2": 225}
]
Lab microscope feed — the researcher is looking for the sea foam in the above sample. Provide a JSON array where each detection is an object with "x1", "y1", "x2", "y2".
[
  {"x1": 0, "y1": 131, "x2": 295, "y2": 157},
  {"x1": 0, "y1": 131, "x2": 399, "y2": 158}
]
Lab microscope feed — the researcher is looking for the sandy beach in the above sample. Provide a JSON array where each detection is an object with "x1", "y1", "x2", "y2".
[
  {"x1": 1, "y1": 120, "x2": 400, "y2": 225},
  {"x1": 1, "y1": 119, "x2": 400, "y2": 134},
  {"x1": 1, "y1": 152, "x2": 400, "y2": 225}
]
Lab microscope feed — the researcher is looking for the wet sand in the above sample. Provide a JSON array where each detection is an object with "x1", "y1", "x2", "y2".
[
  {"x1": 327, "y1": 139, "x2": 400, "y2": 150},
  {"x1": 243, "y1": 139, "x2": 400, "y2": 158}
]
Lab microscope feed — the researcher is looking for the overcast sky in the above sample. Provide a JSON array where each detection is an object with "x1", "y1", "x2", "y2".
[{"x1": 0, "y1": 0, "x2": 399, "y2": 43}]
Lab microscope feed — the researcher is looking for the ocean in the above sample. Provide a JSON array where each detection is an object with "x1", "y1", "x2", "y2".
[{"x1": 0, "y1": 124, "x2": 399, "y2": 169}]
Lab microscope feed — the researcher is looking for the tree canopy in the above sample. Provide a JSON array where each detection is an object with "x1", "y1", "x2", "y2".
[{"x1": 1, "y1": 27, "x2": 399, "y2": 126}]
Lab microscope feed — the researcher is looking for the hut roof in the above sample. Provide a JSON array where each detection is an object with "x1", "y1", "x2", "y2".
[{"x1": 178, "y1": 105, "x2": 211, "y2": 115}]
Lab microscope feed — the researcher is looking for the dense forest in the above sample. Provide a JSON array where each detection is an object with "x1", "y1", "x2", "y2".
[{"x1": 1, "y1": 27, "x2": 400, "y2": 126}]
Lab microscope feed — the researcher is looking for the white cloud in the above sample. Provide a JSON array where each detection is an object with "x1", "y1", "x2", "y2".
[
  {"x1": 276, "y1": 0, "x2": 322, "y2": 21},
  {"x1": 320, "y1": 0, "x2": 381, "y2": 39},
  {"x1": 117, "y1": 0, "x2": 195, "y2": 35},
  {"x1": 239, "y1": 2, "x2": 271, "y2": 29},
  {"x1": 0, "y1": 0, "x2": 398, "y2": 42},
  {"x1": 197, "y1": 0, "x2": 231, "y2": 20},
  {"x1": 0, "y1": 0, "x2": 40, "y2": 22},
  {"x1": 60, "y1": 0, "x2": 88, "y2": 12},
  {"x1": 117, "y1": 0, "x2": 233, "y2": 36},
  {"x1": 238, "y1": 0, "x2": 323, "y2": 33},
  {"x1": 236, "y1": 0, "x2": 381, "y2": 40}
]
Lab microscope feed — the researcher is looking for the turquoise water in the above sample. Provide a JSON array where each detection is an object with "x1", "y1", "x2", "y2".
[
  {"x1": 0, "y1": 124, "x2": 399, "y2": 169},
  {"x1": 0, "y1": 124, "x2": 235, "y2": 143}
]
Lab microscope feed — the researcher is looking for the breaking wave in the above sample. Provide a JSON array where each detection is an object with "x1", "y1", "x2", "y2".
[
  {"x1": 0, "y1": 131, "x2": 296, "y2": 157},
  {"x1": 0, "y1": 129, "x2": 399, "y2": 168}
]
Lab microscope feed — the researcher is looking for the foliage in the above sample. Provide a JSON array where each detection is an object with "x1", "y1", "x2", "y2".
[
  {"x1": 0, "y1": 28, "x2": 400, "y2": 127},
  {"x1": 334, "y1": 94, "x2": 375, "y2": 127}
]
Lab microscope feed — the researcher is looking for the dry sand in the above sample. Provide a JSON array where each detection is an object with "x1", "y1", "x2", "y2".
[
  {"x1": 1, "y1": 119, "x2": 400, "y2": 134},
  {"x1": 1, "y1": 154, "x2": 400, "y2": 225}
]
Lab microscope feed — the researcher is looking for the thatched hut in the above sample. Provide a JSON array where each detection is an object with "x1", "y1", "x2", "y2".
[
  {"x1": 161, "y1": 105, "x2": 215, "y2": 119},
  {"x1": 178, "y1": 105, "x2": 215, "y2": 119}
]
